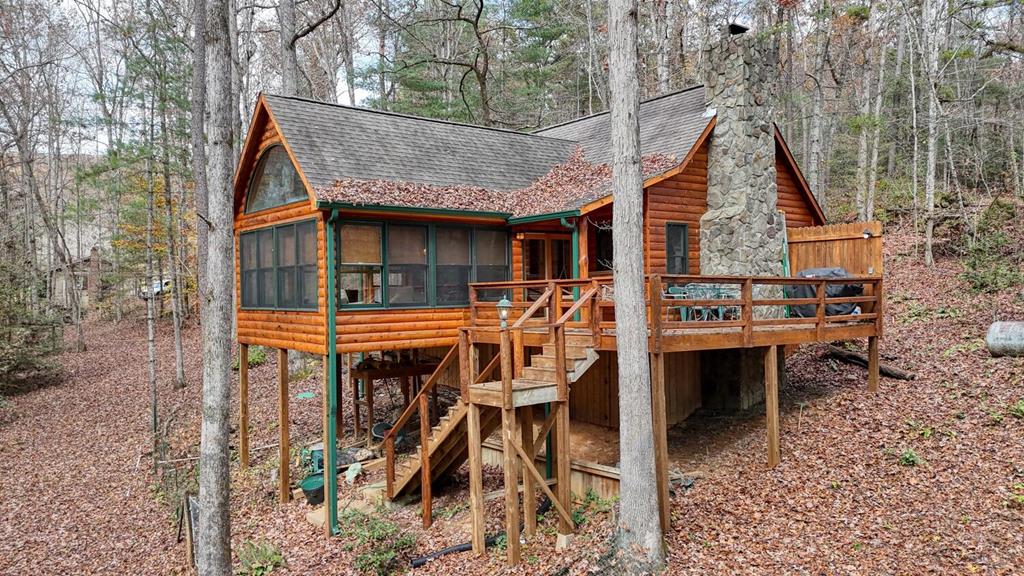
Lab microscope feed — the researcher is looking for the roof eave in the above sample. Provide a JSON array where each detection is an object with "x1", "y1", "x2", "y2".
[
  {"x1": 315, "y1": 200, "x2": 512, "y2": 220},
  {"x1": 506, "y1": 209, "x2": 581, "y2": 225}
]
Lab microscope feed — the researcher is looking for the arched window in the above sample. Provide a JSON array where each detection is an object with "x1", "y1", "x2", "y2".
[{"x1": 246, "y1": 145, "x2": 307, "y2": 212}]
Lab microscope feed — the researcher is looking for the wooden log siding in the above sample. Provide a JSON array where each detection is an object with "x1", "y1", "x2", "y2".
[
  {"x1": 333, "y1": 308, "x2": 471, "y2": 353},
  {"x1": 643, "y1": 141, "x2": 823, "y2": 276},
  {"x1": 235, "y1": 201, "x2": 328, "y2": 355}
]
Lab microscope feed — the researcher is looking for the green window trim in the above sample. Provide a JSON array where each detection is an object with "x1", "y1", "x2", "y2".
[
  {"x1": 665, "y1": 222, "x2": 689, "y2": 275},
  {"x1": 239, "y1": 218, "x2": 319, "y2": 311},
  {"x1": 335, "y1": 220, "x2": 511, "y2": 310}
]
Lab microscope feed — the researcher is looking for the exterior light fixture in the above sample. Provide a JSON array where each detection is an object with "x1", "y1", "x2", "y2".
[
  {"x1": 862, "y1": 229, "x2": 873, "y2": 239},
  {"x1": 497, "y1": 296, "x2": 512, "y2": 329}
]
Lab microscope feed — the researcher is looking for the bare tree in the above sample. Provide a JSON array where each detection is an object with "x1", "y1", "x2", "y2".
[
  {"x1": 196, "y1": 0, "x2": 235, "y2": 572},
  {"x1": 608, "y1": 0, "x2": 662, "y2": 569}
]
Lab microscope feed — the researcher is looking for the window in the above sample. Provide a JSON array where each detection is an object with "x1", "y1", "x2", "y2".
[
  {"x1": 666, "y1": 223, "x2": 689, "y2": 275},
  {"x1": 594, "y1": 227, "x2": 613, "y2": 273},
  {"x1": 239, "y1": 219, "x2": 318, "y2": 310},
  {"x1": 387, "y1": 225, "x2": 428, "y2": 305},
  {"x1": 336, "y1": 222, "x2": 509, "y2": 308},
  {"x1": 435, "y1": 227, "x2": 471, "y2": 305},
  {"x1": 246, "y1": 145, "x2": 307, "y2": 213},
  {"x1": 339, "y1": 223, "x2": 382, "y2": 306}
]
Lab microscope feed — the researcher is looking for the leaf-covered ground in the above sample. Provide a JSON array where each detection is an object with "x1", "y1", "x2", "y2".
[{"x1": 1, "y1": 225, "x2": 1022, "y2": 575}]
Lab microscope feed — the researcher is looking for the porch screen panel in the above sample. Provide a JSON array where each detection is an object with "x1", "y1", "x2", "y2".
[
  {"x1": 256, "y1": 228, "x2": 276, "y2": 307},
  {"x1": 297, "y1": 221, "x2": 318, "y2": 308},
  {"x1": 666, "y1": 223, "x2": 689, "y2": 275},
  {"x1": 240, "y1": 233, "x2": 258, "y2": 307},
  {"x1": 474, "y1": 230, "x2": 509, "y2": 302},
  {"x1": 435, "y1": 227, "x2": 471, "y2": 305},
  {"x1": 387, "y1": 225, "x2": 428, "y2": 306},
  {"x1": 339, "y1": 223, "x2": 382, "y2": 305},
  {"x1": 276, "y1": 224, "x2": 297, "y2": 307}
]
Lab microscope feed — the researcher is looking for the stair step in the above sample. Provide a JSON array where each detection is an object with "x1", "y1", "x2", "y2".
[
  {"x1": 541, "y1": 343, "x2": 588, "y2": 360},
  {"x1": 521, "y1": 366, "x2": 558, "y2": 382},
  {"x1": 530, "y1": 354, "x2": 582, "y2": 370}
]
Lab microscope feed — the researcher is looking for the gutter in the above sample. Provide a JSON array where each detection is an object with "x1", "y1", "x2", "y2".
[
  {"x1": 507, "y1": 209, "x2": 580, "y2": 226},
  {"x1": 316, "y1": 201, "x2": 510, "y2": 220}
]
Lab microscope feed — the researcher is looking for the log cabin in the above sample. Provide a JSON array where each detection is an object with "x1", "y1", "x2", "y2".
[{"x1": 232, "y1": 26, "x2": 883, "y2": 564}]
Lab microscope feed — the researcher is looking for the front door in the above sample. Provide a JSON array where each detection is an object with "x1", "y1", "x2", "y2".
[{"x1": 523, "y1": 233, "x2": 573, "y2": 299}]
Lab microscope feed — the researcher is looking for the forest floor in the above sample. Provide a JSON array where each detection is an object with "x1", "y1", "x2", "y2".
[{"x1": 1, "y1": 223, "x2": 1023, "y2": 575}]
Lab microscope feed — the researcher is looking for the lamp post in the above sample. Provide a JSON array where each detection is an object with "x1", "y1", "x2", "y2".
[{"x1": 497, "y1": 296, "x2": 512, "y2": 329}]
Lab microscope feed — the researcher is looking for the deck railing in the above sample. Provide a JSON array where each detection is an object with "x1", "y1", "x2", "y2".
[{"x1": 468, "y1": 273, "x2": 883, "y2": 352}]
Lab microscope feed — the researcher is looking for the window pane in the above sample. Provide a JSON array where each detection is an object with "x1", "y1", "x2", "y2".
[
  {"x1": 437, "y1": 265, "x2": 470, "y2": 305},
  {"x1": 475, "y1": 230, "x2": 507, "y2": 266},
  {"x1": 241, "y1": 271, "x2": 257, "y2": 307},
  {"x1": 435, "y1": 227, "x2": 470, "y2": 305},
  {"x1": 240, "y1": 233, "x2": 257, "y2": 271},
  {"x1": 298, "y1": 221, "x2": 317, "y2": 265},
  {"x1": 300, "y1": 265, "x2": 318, "y2": 308},
  {"x1": 340, "y1": 266, "x2": 381, "y2": 305},
  {"x1": 340, "y1": 223, "x2": 381, "y2": 265},
  {"x1": 666, "y1": 224, "x2": 688, "y2": 274},
  {"x1": 388, "y1": 225, "x2": 427, "y2": 265},
  {"x1": 258, "y1": 269, "x2": 275, "y2": 307},
  {"x1": 436, "y1": 227, "x2": 470, "y2": 265},
  {"x1": 246, "y1": 146, "x2": 307, "y2": 212},
  {"x1": 278, "y1": 225, "x2": 296, "y2": 267},
  {"x1": 278, "y1": 266, "x2": 296, "y2": 307},
  {"x1": 257, "y1": 229, "x2": 274, "y2": 268}
]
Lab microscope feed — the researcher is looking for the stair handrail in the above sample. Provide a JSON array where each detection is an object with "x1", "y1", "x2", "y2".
[
  {"x1": 511, "y1": 288, "x2": 553, "y2": 329},
  {"x1": 384, "y1": 342, "x2": 459, "y2": 499},
  {"x1": 554, "y1": 286, "x2": 599, "y2": 326}
]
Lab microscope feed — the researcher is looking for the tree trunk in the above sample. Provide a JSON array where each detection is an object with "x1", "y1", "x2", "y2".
[
  {"x1": 145, "y1": 96, "x2": 159, "y2": 472},
  {"x1": 807, "y1": 0, "x2": 829, "y2": 201},
  {"x1": 197, "y1": 0, "x2": 235, "y2": 572},
  {"x1": 654, "y1": 0, "x2": 670, "y2": 94},
  {"x1": 340, "y1": 0, "x2": 357, "y2": 105},
  {"x1": 278, "y1": 0, "x2": 299, "y2": 95},
  {"x1": 608, "y1": 0, "x2": 663, "y2": 568},
  {"x1": 192, "y1": 0, "x2": 209, "y2": 320},
  {"x1": 923, "y1": 0, "x2": 942, "y2": 266},
  {"x1": 161, "y1": 86, "x2": 186, "y2": 389},
  {"x1": 866, "y1": 31, "x2": 888, "y2": 220}
]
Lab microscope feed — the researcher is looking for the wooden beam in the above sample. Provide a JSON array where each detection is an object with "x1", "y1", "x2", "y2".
[
  {"x1": 419, "y1": 393, "x2": 432, "y2": 529},
  {"x1": 650, "y1": 351, "x2": 670, "y2": 532},
  {"x1": 502, "y1": 405, "x2": 521, "y2": 564},
  {"x1": 521, "y1": 406, "x2": 536, "y2": 539},
  {"x1": 554, "y1": 401, "x2": 572, "y2": 536},
  {"x1": 868, "y1": 336, "x2": 880, "y2": 392},
  {"x1": 764, "y1": 345, "x2": 780, "y2": 469},
  {"x1": 278, "y1": 348, "x2": 290, "y2": 503},
  {"x1": 506, "y1": 428, "x2": 574, "y2": 530},
  {"x1": 467, "y1": 402, "x2": 486, "y2": 553},
  {"x1": 239, "y1": 343, "x2": 250, "y2": 469}
]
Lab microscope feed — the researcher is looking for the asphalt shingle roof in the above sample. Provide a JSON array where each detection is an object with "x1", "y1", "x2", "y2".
[
  {"x1": 263, "y1": 94, "x2": 578, "y2": 192},
  {"x1": 533, "y1": 85, "x2": 710, "y2": 165},
  {"x1": 261, "y1": 87, "x2": 714, "y2": 215}
]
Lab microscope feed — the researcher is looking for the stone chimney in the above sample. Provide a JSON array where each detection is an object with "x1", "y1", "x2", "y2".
[
  {"x1": 699, "y1": 26, "x2": 787, "y2": 412},
  {"x1": 699, "y1": 25, "x2": 786, "y2": 281}
]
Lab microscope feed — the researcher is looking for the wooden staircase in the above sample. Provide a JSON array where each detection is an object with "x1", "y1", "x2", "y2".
[{"x1": 389, "y1": 400, "x2": 501, "y2": 498}]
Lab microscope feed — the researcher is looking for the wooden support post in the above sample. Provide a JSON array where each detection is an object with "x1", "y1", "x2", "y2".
[
  {"x1": 365, "y1": 377, "x2": 375, "y2": 444},
  {"x1": 520, "y1": 405, "x2": 536, "y2": 539},
  {"x1": 467, "y1": 402, "x2": 486, "y2": 554},
  {"x1": 764, "y1": 345, "x2": 780, "y2": 469},
  {"x1": 868, "y1": 336, "x2": 879, "y2": 392},
  {"x1": 502, "y1": 405, "x2": 521, "y2": 564},
  {"x1": 239, "y1": 343, "x2": 249, "y2": 469},
  {"x1": 650, "y1": 351, "x2": 670, "y2": 532},
  {"x1": 459, "y1": 329, "x2": 473, "y2": 402},
  {"x1": 554, "y1": 402, "x2": 572, "y2": 537},
  {"x1": 335, "y1": 353, "x2": 345, "y2": 435},
  {"x1": 278, "y1": 348, "x2": 290, "y2": 503},
  {"x1": 321, "y1": 356, "x2": 334, "y2": 536},
  {"x1": 351, "y1": 365, "x2": 361, "y2": 435},
  {"x1": 419, "y1": 393, "x2": 432, "y2": 529}
]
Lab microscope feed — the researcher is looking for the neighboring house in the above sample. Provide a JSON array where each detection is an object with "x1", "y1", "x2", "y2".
[
  {"x1": 50, "y1": 246, "x2": 108, "y2": 313},
  {"x1": 232, "y1": 26, "x2": 883, "y2": 563}
]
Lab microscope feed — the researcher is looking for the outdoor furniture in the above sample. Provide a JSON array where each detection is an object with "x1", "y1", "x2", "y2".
[{"x1": 665, "y1": 284, "x2": 740, "y2": 322}]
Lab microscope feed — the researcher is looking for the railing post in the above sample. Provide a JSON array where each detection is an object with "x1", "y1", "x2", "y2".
[
  {"x1": 459, "y1": 329, "x2": 471, "y2": 403},
  {"x1": 742, "y1": 278, "x2": 753, "y2": 347},
  {"x1": 419, "y1": 393, "x2": 432, "y2": 528},
  {"x1": 549, "y1": 281, "x2": 560, "y2": 323},
  {"x1": 513, "y1": 328, "x2": 525, "y2": 379},
  {"x1": 554, "y1": 324, "x2": 568, "y2": 402},
  {"x1": 816, "y1": 280, "x2": 826, "y2": 339},
  {"x1": 385, "y1": 436, "x2": 395, "y2": 497},
  {"x1": 500, "y1": 328, "x2": 514, "y2": 410},
  {"x1": 590, "y1": 279, "x2": 600, "y2": 348},
  {"x1": 873, "y1": 279, "x2": 884, "y2": 339},
  {"x1": 649, "y1": 275, "x2": 663, "y2": 353},
  {"x1": 469, "y1": 285, "x2": 478, "y2": 326}
]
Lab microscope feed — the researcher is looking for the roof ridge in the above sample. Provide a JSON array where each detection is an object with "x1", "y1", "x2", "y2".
[
  {"x1": 261, "y1": 92, "x2": 579, "y2": 145},
  {"x1": 533, "y1": 84, "x2": 705, "y2": 134}
]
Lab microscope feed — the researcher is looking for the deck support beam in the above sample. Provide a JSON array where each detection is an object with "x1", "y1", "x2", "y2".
[
  {"x1": 521, "y1": 405, "x2": 536, "y2": 539},
  {"x1": 764, "y1": 345, "x2": 780, "y2": 469},
  {"x1": 554, "y1": 401, "x2": 572, "y2": 538},
  {"x1": 467, "y1": 402, "x2": 486, "y2": 553},
  {"x1": 650, "y1": 351, "x2": 670, "y2": 532},
  {"x1": 239, "y1": 343, "x2": 249, "y2": 469},
  {"x1": 867, "y1": 336, "x2": 879, "y2": 392},
  {"x1": 278, "y1": 348, "x2": 290, "y2": 503},
  {"x1": 501, "y1": 405, "x2": 521, "y2": 564}
]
